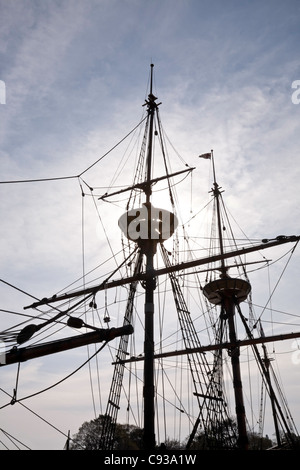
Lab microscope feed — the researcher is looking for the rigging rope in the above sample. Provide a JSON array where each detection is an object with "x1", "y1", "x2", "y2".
[
  {"x1": 80, "y1": 185, "x2": 98, "y2": 419},
  {"x1": 0, "y1": 428, "x2": 31, "y2": 450},
  {"x1": 0, "y1": 387, "x2": 79, "y2": 448},
  {"x1": 0, "y1": 340, "x2": 109, "y2": 410},
  {"x1": 0, "y1": 117, "x2": 148, "y2": 185},
  {"x1": 253, "y1": 242, "x2": 299, "y2": 330}
]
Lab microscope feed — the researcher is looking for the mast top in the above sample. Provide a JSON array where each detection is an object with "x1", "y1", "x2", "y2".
[
  {"x1": 145, "y1": 63, "x2": 158, "y2": 108},
  {"x1": 150, "y1": 63, "x2": 154, "y2": 92}
]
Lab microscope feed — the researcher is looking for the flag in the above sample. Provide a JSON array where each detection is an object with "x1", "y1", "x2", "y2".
[{"x1": 199, "y1": 152, "x2": 211, "y2": 159}]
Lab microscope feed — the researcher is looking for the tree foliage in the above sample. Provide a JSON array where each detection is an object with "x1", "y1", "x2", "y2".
[
  {"x1": 70, "y1": 415, "x2": 143, "y2": 450},
  {"x1": 69, "y1": 414, "x2": 277, "y2": 450}
]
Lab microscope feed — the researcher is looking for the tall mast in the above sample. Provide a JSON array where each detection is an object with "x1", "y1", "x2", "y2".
[
  {"x1": 118, "y1": 64, "x2": 178, "y2": 450},
  {"x1": 143, "y1": 63, "x2": 156, "y2": 450},
  {"x1": 145, "y1": 63, "x2": 155, "y2": 204},
  {"x1": 211, "y1": 150, "x2": 227, "y2": 275},
  {"x1": 203, "y1": 155, "x2": 250, "y2": 449}
]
